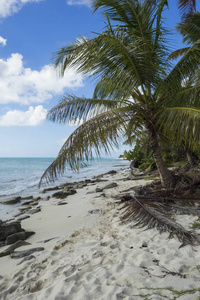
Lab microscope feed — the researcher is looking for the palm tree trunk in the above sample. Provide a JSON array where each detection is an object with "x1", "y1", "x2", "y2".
[{"x1": 148, "y1": 127, "x2": 175, "y2": 189}]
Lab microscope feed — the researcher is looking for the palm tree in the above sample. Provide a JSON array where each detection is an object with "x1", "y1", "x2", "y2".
[
  {"x1": 40, "y1": 0, "x2": 200, "y2": 189},
  {"x1": 178, "y1": 0, "x2": 197, "y2": 17}
]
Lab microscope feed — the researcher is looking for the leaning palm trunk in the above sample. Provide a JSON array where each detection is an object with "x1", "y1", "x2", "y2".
[{"x1": 148, "y1": 126, "x2": 175, "y2": 188}]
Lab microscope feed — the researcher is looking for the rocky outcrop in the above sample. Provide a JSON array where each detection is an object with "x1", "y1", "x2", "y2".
[
  {"x1": 0, "y1": 221, "x2": 23, "y2": 242},
  {"x1": 0, "y1": 240, "x2": 30, "y2": 257},
  {"x1": 1, "y1": 197, "x2": 21, "y2": 205},
  {"x1": 5, "y1": 231, "x2": 35, "y2": 245}
]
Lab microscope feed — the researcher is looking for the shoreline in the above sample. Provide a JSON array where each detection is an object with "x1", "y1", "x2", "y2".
[
  {"x1": 1, "y1": 169, "x2": 200, "y2": 299},
  {"x1": 0, "y1": 158, "x2": 130, "y2": 221}
]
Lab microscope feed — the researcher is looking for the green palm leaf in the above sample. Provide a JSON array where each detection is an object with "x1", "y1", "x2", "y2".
[
  {"x1": 40, "y1": 106, "x2": 133, "y2": 186},
  {"x1": 47, "y1": 95, "x2": 120, "y2": 124}
]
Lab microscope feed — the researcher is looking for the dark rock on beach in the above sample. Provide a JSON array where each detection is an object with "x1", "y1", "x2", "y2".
[
  {"x1": 57, "y1": 201, "x2": 68, "y2": 206},
  {"x1": 21, "y1": 196, "x2": 33, "y2": 200},
  {"x1": 52, "y1": 189, "x2": 77, "y2": 199},
  {"x1": 96, "y1": 187, "x2": 103, "y2": 193},
  {"x1": 5, "y1": 231, "x2": 35, "y2": 245},
  {"x1": 0, "y1": 240, "x2": 31, "y2": 257},
  {"x1": 17, "y1": 215, "x2": 30, "y2": 222},
  {"x1": 103, "y1": 182, "x2": 118, "y2": 189},
  {"x1": 41, "y1": 186, "x2": 60, "y2": 193},
  {"x1": 1, "y1": 197, "x2": 21, "y2": 205},
  {"x1": 0, "y1": 221, "x2": 23, "y2": 242},
  {"x1": 10, "y1": 247, "x2": 45, "y2": 259},
  {"x1": 29, "y1": 207, "x2": 41, "y2": 214}
]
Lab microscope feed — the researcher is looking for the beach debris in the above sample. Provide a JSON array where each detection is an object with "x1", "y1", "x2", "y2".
[
  {"x1": 103, "y1": 182, "x2": 118, "y2": 190},
  {"x1": 120, "y1": 194, "x2": 200, "y2": 246},
  {"x1": 1, "y1": 197, "x2": 21, "y2": 205},
  {"x1": 10, "y1": 247, "x2": 45, "y2": 259}
]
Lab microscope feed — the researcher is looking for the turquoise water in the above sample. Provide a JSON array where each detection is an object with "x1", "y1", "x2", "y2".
[{"x1": 0, "y1": 157, "x2": 130, "y2": 220}]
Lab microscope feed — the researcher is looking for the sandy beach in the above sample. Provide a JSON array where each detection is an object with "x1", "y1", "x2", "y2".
[{"x1": 1, "y1": 169, "x2": 200, "y2": 300}]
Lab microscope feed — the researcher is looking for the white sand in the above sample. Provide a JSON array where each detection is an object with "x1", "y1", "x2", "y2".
[{"x1": 1, "y1": 170, "x2": 200, "y2": 300}]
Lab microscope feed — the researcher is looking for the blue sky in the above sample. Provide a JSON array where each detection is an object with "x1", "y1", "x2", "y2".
[{"x1": 0, "y1": 0, "x2": 199, "y2": 157}]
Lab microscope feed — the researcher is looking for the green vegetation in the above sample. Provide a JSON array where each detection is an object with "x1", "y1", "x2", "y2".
[
  {"x1": 40, "y1": 0, "x2": 200, "y2": 190},
  {"x1": 190, "y1": 220, "x2": 200, "y2": 229}
]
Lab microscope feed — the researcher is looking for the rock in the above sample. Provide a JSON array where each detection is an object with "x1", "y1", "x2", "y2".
[
  {"x1": 18, "y1": 206, "x2": 31, "y2": 212},
  {"x1": 76, "y1": 183, "x2": 87, "y2": 189},
  {"x1": 62, "y1": 188, "x2": 77, "y2": 195},
  {"x1": 0, "y1": 240, "x2": 30, "y2": 257},
  {"x1": 6, "y1": 232, "x2": 26, "y2": 245},
  {"x1": 0, "y1": 221, "x2": 23, "y2": 242},
  {"x1": 106, "y1": 170, "x2": 117, "y2": 175},
  {"x1": 21, "y1": 200, "x2": 34, "y2": 206},
  {"x1": 42, "y1": 196, "x2": 50, "y2": 201},
  {"x1": 57, "y1": 202, "x2": 68, "y2": 205},
  {"x1": 100, "y1": 193, "x2": 106, "y2": 197},
  {"x1": 41, "y1": 186, "x2": 60, "y2": 193},
  {"x1": 29, "y1": 208, "x2": 41, "y2": 214},
  {"x1": 0, "y1": 241, "x2": 5, "y2": 247},
  {"x1": 31, "y1": 201, "x2": 39, "y2": 206},
  {"x1": 52, "y1": 190, "x2": 76, "y2": 199},
  {"x1": 21, "y1": 196, "x2": 33, "y2": 200},
  {"x1": 85, "y1": 179, "x2": 92, "y2": 183},
  {"x1": 103, "y1": 182, "x2": 118, "y2": 189},
  {"x1": 10, "y1": 247, "x2": 44, "y2": 259},
  {"x1": 95, "y1": 179, "x2": 108, "y2": 183},
  {"x1": 32, "y1": 197, "x2": 41, "y2": 201},
  {"x1": 2, "y1": 197, "x2": 21, "y2": 205},
  {"x1": 0, "y1": 220, "x2": 3, "y2": 225},
  {"x1": 95, "y1": 187, "x2": 103, "y2": 192},
  {"x1": 17, "y1": 215, "x2": 30, "y2": 221},
  {"x1": 5, "y1": 231, "x2": 35, "y2": 245}
]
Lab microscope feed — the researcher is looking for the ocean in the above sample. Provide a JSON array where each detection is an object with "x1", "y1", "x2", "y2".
[{"x1": 0, "y1": 157, "x2": 130, "y2": 220}]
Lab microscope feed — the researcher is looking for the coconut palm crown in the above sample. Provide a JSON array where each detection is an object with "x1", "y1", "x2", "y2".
[{"x1": 40, "y1": 0, "x2": 200, "y2": 189}]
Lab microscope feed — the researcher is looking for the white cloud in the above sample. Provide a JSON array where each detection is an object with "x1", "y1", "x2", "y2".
[
  {"x1": 0, "y1": 105, "x2": 47, "y2": 126},
  {"x1": 0, "y1": 53, "x2": 84, "y2": 105},
  {"x1": 66, "y1": 0, "x2": 91, "y2": 6},
  {"x1": 0, "y1": 36, "x2": 7, "y2": 46},
  {"x1": 0, "y1": 0, "x2": 44, "y2": 18}
]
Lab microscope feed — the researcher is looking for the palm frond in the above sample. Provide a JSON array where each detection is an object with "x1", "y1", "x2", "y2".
[
  {"x1": 47, "y1": 95, "x2": 120, "y2": 124},
  {"x1": 177, "y1": 11, "x2": 200, "y2": 45},
  {"x1": 178, "y1": 0, "x2": 196, "y2": 18},
  {"x1": 121, "y1": 194, "x2": 198, "y2": 245},
  {"x1": 156, "y1": 39, "x2": 200, "y2": 97},
  {"x1": 159, "y1": 107, "x2": 200, "y2": 147},
  {"x1": 39, "y1": 107, "x2": 133, "y2": 186},
  {"x1": 168, "y1": 47, "x2": 190, "y2": 60}
]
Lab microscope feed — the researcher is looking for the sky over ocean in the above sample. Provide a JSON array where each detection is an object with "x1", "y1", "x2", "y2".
[{"x1": 0, "y1": 0, "x2": 200, "y2": 158}]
